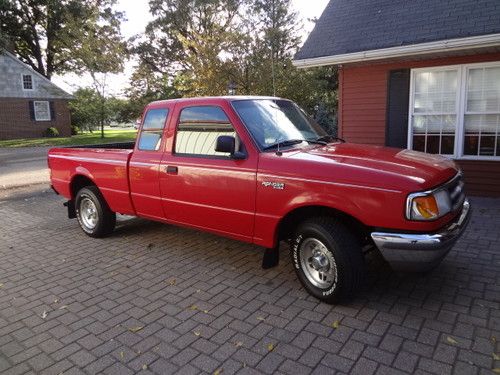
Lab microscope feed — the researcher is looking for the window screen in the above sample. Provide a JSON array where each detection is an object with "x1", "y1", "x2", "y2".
[
  {"x1": 137, "y1": 108, "x2": 168, "y2": 151},
  {"x1": 411, "y1": 69, "x2": 458, "y2": 155},
  {"x1": 463, "y1": 66, "x2": 500, "y2": 156},
  {"x1": 175, "y1": 106, "x2": 236, "y2": 156}
]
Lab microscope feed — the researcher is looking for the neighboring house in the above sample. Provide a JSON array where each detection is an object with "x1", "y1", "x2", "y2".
[
  {"x1": 294, "y1": 0, "x2": 500, "y2": 197},
  {"x1": 0, "y1": 50, "x2": 72, "y2": 140}
]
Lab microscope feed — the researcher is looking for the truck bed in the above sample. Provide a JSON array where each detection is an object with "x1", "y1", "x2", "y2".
[{"x1": 48, "y1": 144, "x2": 136, "y2": 216}]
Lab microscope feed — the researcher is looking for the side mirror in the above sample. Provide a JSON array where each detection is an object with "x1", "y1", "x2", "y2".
[{"x1": 215, "y1": 135, "x2": 246, "y2": 160}]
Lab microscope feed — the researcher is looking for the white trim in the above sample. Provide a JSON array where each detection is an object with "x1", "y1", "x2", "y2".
[
  {"x1": 21, "y1": 73, "x2": 34, "y2": 91},
  {"x1": 408, "y1": 61, "x2": 500, "y2": 161},
  {"x1": 293, "y1": 33, "x2": 500, "y2": 68}
]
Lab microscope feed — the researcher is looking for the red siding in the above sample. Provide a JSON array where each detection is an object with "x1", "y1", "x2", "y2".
[{"x1": 339, "y1": 52, "x2": 500, "y2": 197}]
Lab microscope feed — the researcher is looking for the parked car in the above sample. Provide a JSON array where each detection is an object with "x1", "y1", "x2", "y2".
[{"x1": 47, "y1": 96, "x2": 470, "y2": 303}]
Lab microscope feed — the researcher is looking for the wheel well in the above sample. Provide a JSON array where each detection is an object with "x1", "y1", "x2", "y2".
[
  {"x1": 70, "y1": 175, "x2": 95, "y2": 199},
  {"x1": 277, "y1": 206, "x2": 370, "y2": 245}
]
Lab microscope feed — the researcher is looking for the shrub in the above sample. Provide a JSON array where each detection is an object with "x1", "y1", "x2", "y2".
[
  {"x1": 44, "y1": 127, "x2": 60, "y2": 137},
  {"x1": 71, "y1": 125, "x2": 80, "y2": 135}
]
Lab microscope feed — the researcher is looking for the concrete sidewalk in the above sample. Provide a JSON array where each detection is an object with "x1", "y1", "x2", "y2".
[{"x1": 0, "y1": 147, "x2": 51, "y2": 189}]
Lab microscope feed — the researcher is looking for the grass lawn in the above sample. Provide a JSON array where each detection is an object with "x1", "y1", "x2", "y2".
[{"x1": 0, "y1": 129, "x2": 137, "y2": 148}]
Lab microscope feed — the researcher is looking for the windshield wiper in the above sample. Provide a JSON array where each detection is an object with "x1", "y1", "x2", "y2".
[
  {"x1": 315, "y1": 135, "x2": 346, "y2": 143},
  {"x1": 263, "y1": 139, "x2": 304, "y2": 151},
  {"x1": 263, "y1": 139, "x2": 327, "y2": 151}
]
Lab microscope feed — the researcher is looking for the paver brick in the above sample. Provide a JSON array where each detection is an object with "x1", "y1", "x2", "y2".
[{"x1": 0, "y1": 190, "x2": 499, "y2": 374}]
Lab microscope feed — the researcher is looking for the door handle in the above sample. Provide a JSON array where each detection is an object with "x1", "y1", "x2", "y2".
[{"x1": 165, "y1": 166, "x2": 178, "y2": 175}]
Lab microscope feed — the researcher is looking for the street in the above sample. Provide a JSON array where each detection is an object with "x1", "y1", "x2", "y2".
[{"x1": 0, "y1": 147, "x2": 50, "y2": 189}]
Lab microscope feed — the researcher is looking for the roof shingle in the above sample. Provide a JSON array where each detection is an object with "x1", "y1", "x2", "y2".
[{"x1": 295, "y1": 0, "x2": 500, "y2": 60}]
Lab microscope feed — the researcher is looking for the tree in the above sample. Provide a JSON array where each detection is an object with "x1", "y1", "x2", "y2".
[
  {"x1": 69, "y1": 88, "x2": 103, "y2": 132},
  {"x1": 0, "y1": 0, "x2": 124, "y2": 79}
]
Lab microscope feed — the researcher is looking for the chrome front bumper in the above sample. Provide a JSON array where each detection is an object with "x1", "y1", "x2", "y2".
[{"x1": 371, "y1": 199, "x2": 471, "y2": 272}]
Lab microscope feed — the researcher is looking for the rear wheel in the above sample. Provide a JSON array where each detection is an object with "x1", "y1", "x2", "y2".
[
  {"x1": 75, "y1": 186, "x2": 116, "y2": 237},
  {"x1": 291, "y1": 217, "x2": 364, "y2": 303}
]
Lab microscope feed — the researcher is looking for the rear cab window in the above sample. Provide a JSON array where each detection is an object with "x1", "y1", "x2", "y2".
[
  {"x1": 137, "y1": 108, "x2": 169, "y2": 151},
  {"x1": 174, "y1": 106, "x2": 238, "y2": 157}
]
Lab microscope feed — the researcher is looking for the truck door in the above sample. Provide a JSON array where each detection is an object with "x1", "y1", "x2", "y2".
[
  {"x1": 159, "y1": 101, "x2": 258, "y2": 242},
  {"x1": 129, "y1": 105, "x2": 172, "y2": 220}
]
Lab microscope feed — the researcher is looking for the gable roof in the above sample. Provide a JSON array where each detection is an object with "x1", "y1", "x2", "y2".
[
  {"x1": 294, "y1": 0, "x2": 500, "y2": 67},
  {"x1": 0, "y1": 50, "x2": 73, "y2": 99}
]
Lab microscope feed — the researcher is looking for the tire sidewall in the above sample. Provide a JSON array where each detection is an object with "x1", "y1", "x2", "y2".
[
  {"x1": 291, "y1": 223, "x2": 345, "y2": 301},
  {"x1": 75, "y1": 188, "x2": 104, "y2": 236}
]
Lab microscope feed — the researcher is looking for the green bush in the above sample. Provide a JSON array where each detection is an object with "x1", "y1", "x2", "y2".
[
  {"x1": 44, "y1": 127, "x2": 60, "y2": 137},
  {"x1": 71, "y1": 125, "x2": 80, "y2": 135}
]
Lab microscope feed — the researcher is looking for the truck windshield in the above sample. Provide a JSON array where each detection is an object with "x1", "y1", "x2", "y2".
[{"x1": 231, "y1": 99, "x2": 328, "y2": 150}]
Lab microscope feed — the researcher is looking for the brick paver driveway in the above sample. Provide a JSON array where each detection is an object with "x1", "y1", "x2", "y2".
[{"x1": 1, "y1": 188, "x2": 499, "y2": 375}]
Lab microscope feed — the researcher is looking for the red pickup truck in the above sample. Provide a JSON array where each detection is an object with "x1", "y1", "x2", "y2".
[{"x1": 48, "y1": 96, "x2": 470, "y2": 303}]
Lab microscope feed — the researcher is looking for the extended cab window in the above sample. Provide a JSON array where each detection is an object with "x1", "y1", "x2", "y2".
[
  {"x1": 138, "y1": 108, "x2": 169, "y2": 151},
  {"x1": 174, "y1": 106, "x2": 236, "y2": 157}
]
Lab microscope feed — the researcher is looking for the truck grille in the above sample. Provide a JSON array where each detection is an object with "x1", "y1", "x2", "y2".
[{"x1": 445, "y1": 173, "x2": 466, "y2": 211}]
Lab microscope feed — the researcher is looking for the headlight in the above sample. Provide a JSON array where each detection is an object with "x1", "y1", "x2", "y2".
[{"x1": 407, "y1": 189, "x2": 452, "y2": 221}]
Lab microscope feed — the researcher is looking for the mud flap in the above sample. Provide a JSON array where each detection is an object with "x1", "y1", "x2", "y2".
[
  {"x1": 262, "y1": 246, "x2": 280, "y2": 269},
  {"x1": 64, "y1": 200, "x2": 76, "y2": 219}
]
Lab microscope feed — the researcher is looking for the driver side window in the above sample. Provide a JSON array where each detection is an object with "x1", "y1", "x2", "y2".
[{"x1": 174, "y1": 106, "x2": 237, "y2": 157}]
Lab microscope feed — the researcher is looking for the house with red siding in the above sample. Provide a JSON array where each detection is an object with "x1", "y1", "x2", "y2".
[
  {"x1": 0, "y1": 50, "x2": 72, "y2": 140},
  {"x1": 294, "y1": 0, "x2": 500, "y2": 197}
]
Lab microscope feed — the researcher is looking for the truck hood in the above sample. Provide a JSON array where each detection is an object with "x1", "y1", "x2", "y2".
[{"x1": 281, "y1": 143, "x2": 458, "y2": 192}]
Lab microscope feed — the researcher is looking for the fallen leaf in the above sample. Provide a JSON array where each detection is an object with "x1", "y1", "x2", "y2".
[
  {"x1": 168, "y1": 279, "x2": 176, "y2": 286},
  {"x1": 332, "y1": 320, "x2": 340, "y2": 329},
  {"x1": 189, "y1": 305, "x2": 198, "y2": 311},
  {"x1": 446, "y1": 336, "x2": 458, "y2": 345},
  {"x1": 203, "y1": 310, "x2": 209, "y2": 314},
  {"x1": 41, "y1": 311, "x2": 48, "y2": 319},
  {"x1": 213, "y1": 369, "x2": 223, "y2": 375},
  {"x1": 0, "y1": 283, "x2": 4, "y2": 288},
  {"x1": 129, "y1": 326, "x2": 144, "y2": 333},
  {"x1": 256, "y1": 317, "x2": 265, "y2": 321},
  {"x1": 196, "y1": 289, "x2": 201, "y2": 293},
  {"x1": 234, "y1": 341, "x2": 243, "y2": 347},
  {"x1": 120, "y1": 351, "x2": 124, "y2": 359},
  {"x1": 53, "y1": 299, "x2": 59, "y2": 303},
  {"x1": 493, "y1": 353, "x2": 500, "y2": 361},
  {"x1": 142, "y1": 364, "x2": 148, "y2": 370},
  {"x1": 59, "y1": 305, "x2": 68, "y2": 310},
  {"x1": 194, "y1": 331, "x2": 201, "y2": 336},
  {"x1": 267, "y1": 343, "x2": 274, "y2": 352},
  {"x1": 492, "y1": 336, "x2": 497, "y2": 344}
]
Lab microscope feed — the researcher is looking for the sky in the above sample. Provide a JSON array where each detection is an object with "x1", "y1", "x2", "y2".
[{"x1": 52, "y1": 0, "x2": 329, "y2": 97}]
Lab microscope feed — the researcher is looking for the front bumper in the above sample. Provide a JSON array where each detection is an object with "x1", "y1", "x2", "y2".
[{"x1": 371, "y1": 199, "x2": 471, "y2": 272}]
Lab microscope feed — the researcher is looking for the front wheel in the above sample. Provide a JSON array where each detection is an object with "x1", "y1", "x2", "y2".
[
  {"x1": 75, "y1": 186, "x2": 116, "y2": 238},
  {"x1": 291, "y1": 217, "x2": 364, "y2": 303}
]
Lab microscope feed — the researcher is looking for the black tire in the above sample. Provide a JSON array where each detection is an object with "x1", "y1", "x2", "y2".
[
  {"x1": 75, "y1": 186, "x2": 116, "y2": 238},
  {"x1": 290, "y1": 217, "x2": 364, "y2": 303}
]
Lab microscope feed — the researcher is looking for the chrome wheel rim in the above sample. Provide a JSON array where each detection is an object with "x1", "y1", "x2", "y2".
[
  {"x1": 80, "y1": 197, "x2": 98, "y2": 230},
  {"x1": 299, "y1": 238, "x2": 337, "y2": 289}
]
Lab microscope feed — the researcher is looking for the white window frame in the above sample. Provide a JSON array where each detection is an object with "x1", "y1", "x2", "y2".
[
  {"x1": 21, "y1": 74, "x2": 34, "y2": 91},
  {"x1": 33, "y1": 101, "x2": 51, "y2": 122},
  {"x1": 408, "y1": 61, "x2": 500, "y2": 161}
]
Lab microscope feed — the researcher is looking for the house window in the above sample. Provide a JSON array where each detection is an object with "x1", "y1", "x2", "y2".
[
  {"x1": 33, "y1": 101, "x2": 51, "y2": 121},
  {"x1": 409, "y1": 62, "x2": 500, "y2": 159},
  {"x1": 22, "y1": 74, "x2": 33, "y2": 90}
]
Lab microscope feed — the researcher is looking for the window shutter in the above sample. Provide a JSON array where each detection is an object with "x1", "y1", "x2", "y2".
[
  {"x1": 49, "y1": 101, "x2": 56, "y2": 121},
  {"x1": 386, "y1": 69, "x2": 410, "y2": 148},
  {"x1": 29, "y1": 101, "x2": 35, "y2": 121}
]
